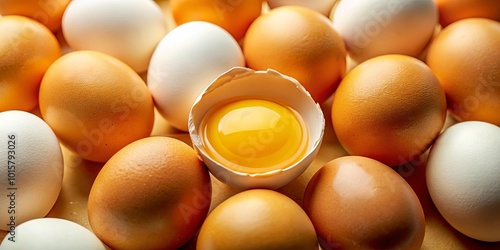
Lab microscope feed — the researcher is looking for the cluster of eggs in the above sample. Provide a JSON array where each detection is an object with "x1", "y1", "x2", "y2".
[{"x1": 0, "y1": 0, "x2": 499, "y2": 249}]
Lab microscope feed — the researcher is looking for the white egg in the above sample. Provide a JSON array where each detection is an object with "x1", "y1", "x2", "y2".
[
  {"x1": 0, "y1": 111, "x2": 64, "y2": 232},
  {"x1": 62, "y1": 0, "x2": 168, "y2": 72},
  {"x1": 267, "y1": 0, "x2": 338, "y2": 16},
  {"x1": 332, "y1": 0, "x2": 437, "y2": 62},
  {"x1": 426, "y1": 121, "x2": 500, "y2": 242},
  {"x1": 148, "y1": 21, "x2": 245, "y2": 132},
  {"x1": 0, "y1": 218, "x2": 105, "y2": 250}
]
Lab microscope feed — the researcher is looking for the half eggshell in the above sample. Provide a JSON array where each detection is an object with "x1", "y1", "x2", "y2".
[{"x1": 188, "y1": 67, "x2": 325, "y2": 189}]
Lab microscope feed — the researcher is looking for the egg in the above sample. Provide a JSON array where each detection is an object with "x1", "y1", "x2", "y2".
[
  {"x1": 0, "y1": 218, "x2": 105, "y2": 250},
  {"x1": 426, "y1": 121, "x2": 500, "y2": 242},
  {"x1": 148, "y1": 21, "x2": 244, "y2": 131},
  {"x1": 88, "y1": 136, "x2": 211, "y2": 250},
  {"x1": 62, "y1": 0, "x2": 168, "y2": 72},
  {"x1": 332, "y1": 0, "x2": 438, "y2": 62},
  {"x1": 0, "y1": 0, "x2": 70, "y2": 32},
  {"x1": 170, "y1": 0, "x2": 262, "y2": 40},
  {"x1": 332, "y1": 54, "x2": 447, "y2": 166},
  {"x1": 189, "y1": 67, "x2": 324, "y2": 189},
  {"x1": 39, "y1": 50, "x2": 155, "y2": 163},
  {"x1": 267, "y1": 0, "x2": 338, "y2": 16},
  {"x1": 0, "y1": 15, "x2": 61, "y2": 112},
  {"x1": 243, "y1": 6, "x2": 347, "y2": 103},
  {"x1": 197, "y1": 189, "x2": 318, "y2": 250},
  {"x1": 0, "y1": 111, "x2": 64, "y2": 233},
  {"x1": 303, "y1": 156, "x2": 425, "y2": 250},
  {"x1": 426, "y1": 18, "x2": 500, "y2": 126},
  {"x1": 434, "y1": 0, "x2": 500, "y2": 27}
]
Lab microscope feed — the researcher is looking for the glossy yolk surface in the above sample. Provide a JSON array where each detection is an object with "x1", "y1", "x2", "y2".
[{"x1": 202, "y1": 98, "x2": 308, "y2": 173}]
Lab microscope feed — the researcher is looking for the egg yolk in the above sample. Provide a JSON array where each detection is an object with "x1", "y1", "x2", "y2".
[{"x1": 201, "y1": 98, "x2": 308, "y2": 173}]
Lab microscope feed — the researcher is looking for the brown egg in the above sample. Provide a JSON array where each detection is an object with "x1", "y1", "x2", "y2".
[
  {"x1": 170, "y1": 0, "x2": 262, "y2": 41},
  {"x1": 243, "y1": 6, "x2": 347, "y2": 103},
  {"x1": 303, "y1": 156, "x2": 425, "y2": 250},
  {"x1": 331, "y1": 54, "x2": 447, "y2": 166},
  {"x1": 197, "y1": 189, "x2": 318, "y2": 250},
  {"x1": 434, "y1": 0, "x2": 500, "y2": 27},
  {"x1": 426, "y1": 18, "x2": 500, "y2": 126},
  {"x1": 39, "y1": 50, "x2": 155, "y2": 162},
  {"x1": 0, "y1": 15, "x2": 61, "y2": 112},
  {"x1": 0, "y1": 0, "x2": 71, "y2": 32},
  {"x1": 88, "y1": 136, "x2": 212, "y2": 250}
]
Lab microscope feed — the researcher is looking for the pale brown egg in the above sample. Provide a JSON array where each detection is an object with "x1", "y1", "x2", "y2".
[
  {"x1": 0, "y1": 15, "x2": 61, "y2": 112},
  {"x1": 243, "y1": 6, "x2": 347, "y2": 103},
  {"x1": 426, "y1": 18, "x2": 500, "y2": 125},
  {"x1": 0, "y1": 0, "x2": 70, "y2": 32},
  {"x1": 332, "y1": 54, "x2": 447, "y2": 166},
  {"x1": 197, "y1": 189, "x2": 318, "y2": 250},
  {"x1": 39, "y1": 50, "x2": 155, "y2": 162},
  {"x1": 434, "y1": 0, "x2": 500, "y2": 27},
  {"x1": 170, "y1": 0, "x2": 262, "y2": 41},
  {"x1": 303, "y1": 156, "x2": 425, "y2": 250}
]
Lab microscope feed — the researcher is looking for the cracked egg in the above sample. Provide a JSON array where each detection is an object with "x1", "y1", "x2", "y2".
[{"x1": 188, "y1": 67, "x2": 325, "y2": 189}]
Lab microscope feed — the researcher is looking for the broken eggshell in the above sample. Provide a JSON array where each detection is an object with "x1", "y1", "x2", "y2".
[{"x1": 188, "y1": 67, "x2": 325, "y2": 190}]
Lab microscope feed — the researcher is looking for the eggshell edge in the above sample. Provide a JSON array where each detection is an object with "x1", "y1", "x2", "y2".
[{"x1": 188, "y1": 67, "x2": 325, "y2": 190}]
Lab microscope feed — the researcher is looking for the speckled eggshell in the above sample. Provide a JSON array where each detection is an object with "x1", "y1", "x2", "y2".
[{"x1": 426, "y1": 121, "x2": 500, "y2": 242}]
